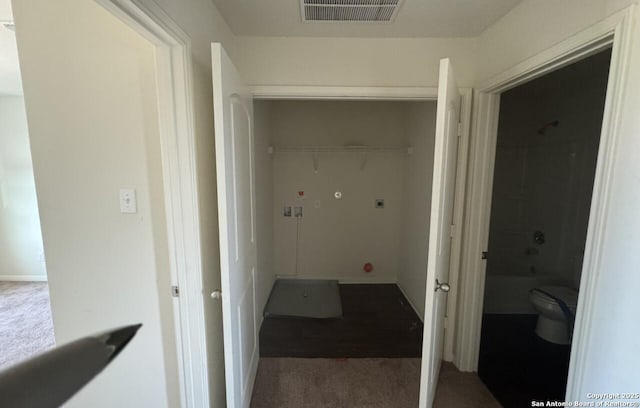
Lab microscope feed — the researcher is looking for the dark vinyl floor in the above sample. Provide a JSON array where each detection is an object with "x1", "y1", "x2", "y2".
[
  {"x1": 478, "y1": 314, "x2": 571, "y2": 408},
  {"x1": 259, "y1": 284, "x2": 423, "y2": 358}
]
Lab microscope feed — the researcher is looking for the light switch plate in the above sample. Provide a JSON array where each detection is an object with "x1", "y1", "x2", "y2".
[{"x1": 119, "y1": 189, "x2": 137, "y2": 213}]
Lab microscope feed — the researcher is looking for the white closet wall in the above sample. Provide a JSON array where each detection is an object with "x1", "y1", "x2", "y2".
[
  {"x1": 269, "y1": 101, "x2": 410, "y2": 282},
  {"x1": 254, "y1": 100, "x2": 436, "y2": 295}
]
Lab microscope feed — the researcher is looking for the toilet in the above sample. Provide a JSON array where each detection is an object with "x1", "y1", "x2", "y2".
[{"x1": 529, "y1": 285, "x2": 578, "y2": 345}]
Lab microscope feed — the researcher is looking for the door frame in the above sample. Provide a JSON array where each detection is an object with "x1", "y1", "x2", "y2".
[
  {"x1": 253, "y1": 84, "x2": 473, "y2": 393},
  {"x1": 95, "y1": 1, "x2": 208, "y2": 407},
  {"x1": 454, "y1": 5, "x2": 635, "y2": 401},
  {"x1": 252, "y1": 85, "x2": 439, "y2": 100}
]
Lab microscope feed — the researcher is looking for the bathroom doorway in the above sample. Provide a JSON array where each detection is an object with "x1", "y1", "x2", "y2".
[{"x1": 477, "y1": 48, "x2": 612, "y2": 407}]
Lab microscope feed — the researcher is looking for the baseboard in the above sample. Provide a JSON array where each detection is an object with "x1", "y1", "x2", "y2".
[
  {"x1": 0, "y1": 275, "x2": 48, "y2": 282},
  {"x1": 274, "y1": 275, "x2": 397, "y2": 284},
  {"x1": 338, "y1": 278, "x2": 397, "y2": 284},
  {"x1": 397, "y1": 282, "x2": 424, "y2": 322}
]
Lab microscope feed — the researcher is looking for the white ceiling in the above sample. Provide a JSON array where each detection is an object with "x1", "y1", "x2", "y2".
[
  {"x1": 0, "y1": 0, "x2": 22, "y2": 96},
  {"x1": 212, "y1": 0, "x2": 523, "y2": 38}
]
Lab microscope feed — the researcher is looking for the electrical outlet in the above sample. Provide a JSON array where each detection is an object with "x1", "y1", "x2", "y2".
[
  {"x1": 294, "y1": 206, "x2": 303, "y2": 217},
  {"x1": 283, "y1": 206, "x2": 292, "y2": 217}
]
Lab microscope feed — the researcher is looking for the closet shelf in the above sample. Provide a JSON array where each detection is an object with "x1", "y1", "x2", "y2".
[
  {"x1": 268, "y1": 145, "x2": 413, "y2": 154},
  {"x1": 268, "y1": 145, "x2": 412, "y2": 173}
]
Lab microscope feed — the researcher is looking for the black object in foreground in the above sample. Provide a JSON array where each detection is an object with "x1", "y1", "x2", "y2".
[{"x1": 0, "y1": 324, "x2": 142, "y2": 408}]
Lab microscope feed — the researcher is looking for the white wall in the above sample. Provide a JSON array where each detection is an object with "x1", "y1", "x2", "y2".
[
  {"x1": 0, "y1": 96, "x2": 45, "y2": 281},
  {"x1": 474, "y1": 0, "x2": 640, "y2": 397},
  {"x1": 13, "y1": 1, "x2": 172, "y2": 406},
  {"x1": 397, "y1": 102, "x2": 437, "y2": 320},
  {"x1": 235, "y1": 37, "x2": 479, "y2": 87},
  {"x1": 12, "y1": 0, "x2": 237, "y2": 406},
  {"x1": 477, "y1": 0, "x2": 634, "y2": 81},
  {"x1": 267, "y1": 100, "x2": 417, "y2": 283}
]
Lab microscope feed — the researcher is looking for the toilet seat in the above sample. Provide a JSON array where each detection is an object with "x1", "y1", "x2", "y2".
[{"x1": 530, "y1": 285, "x2": 578, "y2": 309}]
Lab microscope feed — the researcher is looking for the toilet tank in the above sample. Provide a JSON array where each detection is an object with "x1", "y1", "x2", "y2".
[{"x1": 483, "y1": 274, "x2": 559, "y2": 314}]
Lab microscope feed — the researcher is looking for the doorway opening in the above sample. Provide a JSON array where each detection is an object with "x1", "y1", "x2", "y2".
[
  {"x1": 477, "y1": 48, "x2": 612, "y2": 407},
  {"x1": 0, "y1": 6, "x2": 54, "y2": 369},
  {"x1": 250, "y1": 99, "x2": 433, "y2": 406}
]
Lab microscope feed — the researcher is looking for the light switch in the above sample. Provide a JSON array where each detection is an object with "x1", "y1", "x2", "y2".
[{"x1": 119, "y1": 189, "x2": 137, "y2": 213}]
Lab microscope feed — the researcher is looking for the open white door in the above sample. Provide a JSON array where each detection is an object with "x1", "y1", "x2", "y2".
[
  {"x1": 212, "y1": 43, "x2": 259, "y2": 408},
  {"x1": 419, "y1": 58, "x2": 461, "y2": 408}
]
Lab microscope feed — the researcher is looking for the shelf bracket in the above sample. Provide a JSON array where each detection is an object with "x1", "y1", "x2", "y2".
[{"x1": 359, "y1": 152, "x2": 368, "y2": 171}]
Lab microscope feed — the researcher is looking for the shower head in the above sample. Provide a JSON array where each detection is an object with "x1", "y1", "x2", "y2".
[{"x1": 537, "y1": 120, "x2": 560, "y2": 135}]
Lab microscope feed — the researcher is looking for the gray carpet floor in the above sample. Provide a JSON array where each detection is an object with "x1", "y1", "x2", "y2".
[
  {"x1": 0, "y1": 281, "x2": 56, "y2": 369},
  {"x1": 251, "y1": 359, "x2": 502, "y2": 408},
  {"x1": 434, "y1": 362, "x2": 503, "y2": 408}
]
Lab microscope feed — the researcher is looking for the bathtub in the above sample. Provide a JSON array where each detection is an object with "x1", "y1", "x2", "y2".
[{"x1": 483, "y1": 273, "x2": 563, "y2": 314}]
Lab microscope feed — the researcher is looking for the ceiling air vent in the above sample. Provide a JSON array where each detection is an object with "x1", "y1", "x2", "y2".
[{"x1": 301, "y1": 0, "x2": 402, "y2": 23}]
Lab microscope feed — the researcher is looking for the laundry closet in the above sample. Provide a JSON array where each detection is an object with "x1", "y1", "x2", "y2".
[{"x1": 252, "y1": 99, "x2": 439, "y2": 325}]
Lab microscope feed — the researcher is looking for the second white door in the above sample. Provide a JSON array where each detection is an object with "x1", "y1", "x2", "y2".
[
  {"x1": 419, "y1": 58, "x2": 462, "y2": 408},
  {"x1": 212, "y1": 43, "x2": 259, "y2": 408}
]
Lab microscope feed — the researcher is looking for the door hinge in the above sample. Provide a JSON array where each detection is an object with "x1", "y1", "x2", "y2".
[
  {"x1": 171, "y1": 286, "x2": 180, "y2": 297},
  {"x1": 443, "y1": 316, "x2": 448, "y2": 329},
  {"x1": 481, "y1": 251, "x2": 488, "y2": 260},
  {"x1": 449, "y1": 224, "x2": 456, "y2": 238},
  {"x1": 457, "y1": 122, "x2": 463, "y2": 137}
]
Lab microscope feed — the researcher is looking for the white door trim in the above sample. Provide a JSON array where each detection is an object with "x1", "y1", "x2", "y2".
[
  {"x1": 94, "y1": 1, "x2": 208, "y2": 407},
  {"x1": 252, "y1": 85, "x2": 440, "y2": 100},
  {"x1": 442, "y1": 87, "x2": 473, "y2": 363},
  {"x1": 454, "y1": 5, "x2": 636, "y2": 402},
  {"x1": 0, "y1": 275, "x2": 48, "y2": 282}
]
